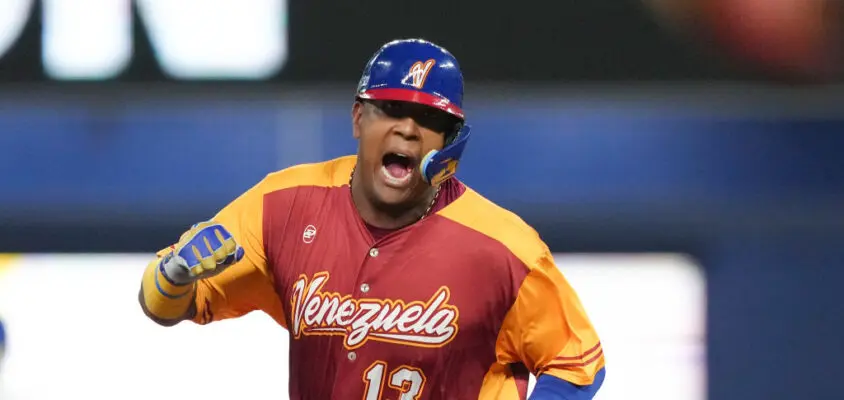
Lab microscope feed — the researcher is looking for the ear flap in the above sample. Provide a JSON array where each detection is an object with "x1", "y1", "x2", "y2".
[{"x1": 420, "y1": 124, "x2": 471, "y2": 186}]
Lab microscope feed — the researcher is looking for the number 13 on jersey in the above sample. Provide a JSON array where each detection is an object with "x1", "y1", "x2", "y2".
[{"x1": 363, "y1": 361, "x2": 427, "y2": 400}]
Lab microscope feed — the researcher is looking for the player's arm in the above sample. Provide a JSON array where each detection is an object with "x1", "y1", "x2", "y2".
[
  {"x1": 138, "y1": 177, "x2": 286, "y2": 328},
  {"x1": 496, "y1": 251, "x2": 606, "y2": 399}
]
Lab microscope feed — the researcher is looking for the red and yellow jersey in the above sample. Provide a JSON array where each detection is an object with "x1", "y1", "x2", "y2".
[{"x1": 169, "y1": 155, "x2": 604, "y2": 399}]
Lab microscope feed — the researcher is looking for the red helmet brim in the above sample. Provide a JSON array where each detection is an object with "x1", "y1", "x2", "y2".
[{"x1": 358, "y1": 88, "x2": 465, "y2": 120}]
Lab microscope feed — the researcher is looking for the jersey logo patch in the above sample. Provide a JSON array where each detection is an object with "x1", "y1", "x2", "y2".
[
  {"x1": 290, "y1": 272, "x2": 460, "y2": 350},
  {"x1": 401, "y1": 59, "x2": 436, "y2": 90},
  {"x1": 302, "y1": 224, "x2": 317, "y2": 244}
]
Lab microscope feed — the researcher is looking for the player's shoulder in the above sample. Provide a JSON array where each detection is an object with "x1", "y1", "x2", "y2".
[
  {"x1": 437, "y1": 184, "x2": 550, "y2": 269},
  {"x1": 256, "y1": 155, "x2": 356, "y2": 194}
]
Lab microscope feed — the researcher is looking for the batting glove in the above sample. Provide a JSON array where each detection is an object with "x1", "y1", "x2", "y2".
[{"x1": 159, "y1": 221, "x2": 245, "y2": 286}]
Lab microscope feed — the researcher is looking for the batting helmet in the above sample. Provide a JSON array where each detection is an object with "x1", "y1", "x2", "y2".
[{"x1": 356, "y1": 38, "x2": 472, "y2": 186}]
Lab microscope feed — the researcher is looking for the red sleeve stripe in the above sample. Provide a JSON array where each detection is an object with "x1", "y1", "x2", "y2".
[
  {"x1": 553, "y1": 342, "x2": 602, "y2": 361},
  {"x1": 547, "y1": 349, "x2": 604, "y2": 368}
]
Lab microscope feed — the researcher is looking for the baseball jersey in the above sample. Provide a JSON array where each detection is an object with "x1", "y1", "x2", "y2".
[{"x1": 170, "y1": 155, "x2": 604, "y2": 399}]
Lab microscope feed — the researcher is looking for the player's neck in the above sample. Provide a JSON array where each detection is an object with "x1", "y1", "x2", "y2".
[{"x1": 350, "y1": 172, "x2": 438, "y2": 231}]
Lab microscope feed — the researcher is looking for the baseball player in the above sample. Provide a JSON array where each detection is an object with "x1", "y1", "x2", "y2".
[{"x1": 138, "y1": 38, "x2": 605, "y2": 399}]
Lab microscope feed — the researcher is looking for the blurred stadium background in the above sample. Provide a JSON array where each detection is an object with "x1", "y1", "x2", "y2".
[{"x1": 0, "y1": 1, "x2": 843, "y2": 399}]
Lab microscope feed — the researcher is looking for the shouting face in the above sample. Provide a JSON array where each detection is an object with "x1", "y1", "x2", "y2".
[{"x1": 352, "y1": 99, "x2": 460, "y2": 214}]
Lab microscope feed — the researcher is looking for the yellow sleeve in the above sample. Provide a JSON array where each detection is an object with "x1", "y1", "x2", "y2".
[
  {"x1": 494, "y1": 252, "x2": 605, "y2": 386},
  {"x1": 186, "y1": 178, "x2": 287, "y2": 328},
  {"x1": 142, "y1": 157, "x2": 358, "y2": 327},
  {"x1": 149, "y1": 177, "x2": 287, "y2": 328}
]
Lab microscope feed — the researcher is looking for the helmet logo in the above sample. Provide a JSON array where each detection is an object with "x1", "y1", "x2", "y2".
[
  {"x1": 429, "y1": 158, "x2": 458, "y2": 186},
  {"x1": 401, "y1": 59, "x2": 436, "y2": 89},
  {"x1": 357, "y1": 74, "x2": 369, "y2": 92}
]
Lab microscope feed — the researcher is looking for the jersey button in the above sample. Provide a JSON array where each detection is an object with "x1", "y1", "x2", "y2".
[
  {"x1": 360, "y1": 283, "x2": 370, "y2": 293},
  {"x1": 369, "y1": 248, "x2": 379, "y2": 257},
  {"x1": 347, "y1": 352, "x2": 357, "y2": 361}
]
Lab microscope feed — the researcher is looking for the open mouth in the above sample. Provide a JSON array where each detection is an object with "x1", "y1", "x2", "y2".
[{"x1": 381, "y1": 152, "x2": 415, "y2": 186}]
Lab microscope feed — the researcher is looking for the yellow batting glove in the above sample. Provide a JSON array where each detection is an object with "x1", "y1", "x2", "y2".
[{"x1": 159, "y1": 221, "x2": 245, "y2": 285}]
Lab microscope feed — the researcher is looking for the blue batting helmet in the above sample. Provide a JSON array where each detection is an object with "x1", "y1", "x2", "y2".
[{"x1": 356, "y1": 38, "x2": 472, "y2": 186}]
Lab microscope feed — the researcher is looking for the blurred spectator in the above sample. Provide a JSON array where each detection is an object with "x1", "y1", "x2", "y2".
[{"x1": 644, "y1": 0, "x2": 843, "y2": 81}]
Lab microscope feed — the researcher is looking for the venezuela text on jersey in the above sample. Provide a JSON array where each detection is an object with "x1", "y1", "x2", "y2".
[{"x1": 290, "y1": 272, "x2": 460, "y2": 350}]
